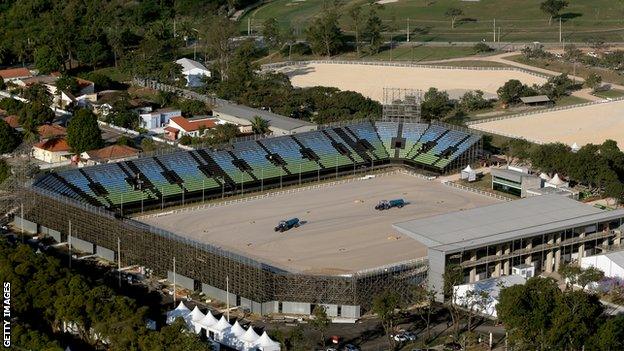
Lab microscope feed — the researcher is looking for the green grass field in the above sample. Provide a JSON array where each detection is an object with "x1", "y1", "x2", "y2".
[
  {"x1": 507, "y1": 55, "x2": 624, "y2": 85},
  {"x1": 241, "y1": 0, "x2": 624, "y2": 42},
  {"x1": 592, "y1": 89, "x2": 624, "y2": 99}
]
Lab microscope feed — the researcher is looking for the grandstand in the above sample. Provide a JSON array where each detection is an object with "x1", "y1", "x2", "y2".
[{"x1": 34, "y1": 121, "x2": 481, "y2": 213}]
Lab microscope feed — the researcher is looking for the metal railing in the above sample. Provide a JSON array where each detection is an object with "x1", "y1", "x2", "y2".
[
  {"x1": 467, "y1": 96, "x2": 624, "y2": 125},
  {"x1": 442, "y1": 180, "x2": 513, "y2": 202},
  {"x1": 261, "y1": 59, "x2": 549, "y2": 80}
]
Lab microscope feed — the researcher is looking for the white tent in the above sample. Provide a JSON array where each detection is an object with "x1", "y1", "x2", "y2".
[
  {"x1": 240, "y1": 326, "x2": 260, "y2": 350},
  {"x1": 453, "y1": 275, "x2": 527, "y2": 318},
  {"x1": 186, "y1": 306, "x2": 206, "y2": 334},
  {"x1": 539, "y1": 172, "x2": 551, "y2": 181},
  {"x1": 166, "y1": 301, "x2": 190, "y2": 325},
  {"x1": 460, "y1": 165, "x2": 477, "y2": 181},
  {"x1": 255, "y1": 331, "x2": 281, "y2": 351},
  {"x1": 571, "y1": 142, "x2": 580, "y2": 152},
  {"x1": 196, "y1": 310, "x2": 218, "y2": 330},
  {"x1": 209, "y1": 315, "x2": 232, "y2": 342},
  {"x1": 230, "y1": 320, "x2": 247, "y2": 338},
  {"x1": 546, "y1": 173, "x2": 568, "y2": 188}
]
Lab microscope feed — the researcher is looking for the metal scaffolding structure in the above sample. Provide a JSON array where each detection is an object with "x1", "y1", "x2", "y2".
[
  {"x1": 382, "y1": 88, "x2": 422, "y2": 122},
  {"x1": 19, "y1": 186, "x2": 427, "y2": 312}
]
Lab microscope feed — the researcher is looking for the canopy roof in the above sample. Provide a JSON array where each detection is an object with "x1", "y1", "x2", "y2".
[
  {"x1": 255, "y1": 331, "x2": 280, "y2": 349},
  {"x1": 462, "y1": 165, "x2": 474, "y2": 173},
  {"x1": 166, "y1": 301, "x2": 191, "y2": 324},
  {"x1": 189, "y1": 306, "x2": 205, "y2": 322},
  {"x1": 196, "y1": 311, "x2": 218, "y2": 328},
  {"x1": 212, "y1": 315, "x2": 231, "y2": 332},
  {"x1": 539, "y1": 172, "x2": 551, "y2": 181},
  {"x1": 549, "y1": 173, "x2": 566, "y2": 186},
  {"x1": 230, "y1": 320, "x2": 246, "y2": 338},
  {"x1": 241, "y1": 326, "x2": 260, "y2": 344}
]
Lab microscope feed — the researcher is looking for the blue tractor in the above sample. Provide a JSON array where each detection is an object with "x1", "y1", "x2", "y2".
[
  {"x1": 274, "y1": 218, "x2": 300, "y2": 232},
  {"x1": 375, "y1": 199, "x2": 405, "y2": 211}
]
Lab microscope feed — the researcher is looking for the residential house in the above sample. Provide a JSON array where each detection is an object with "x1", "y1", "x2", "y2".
[
  {"x1": 80, "y1": 144, "x2": 140, "y2": 166},
  {"x1": 140, "y1": 108, "x2": 182, "y2": 130},
  {"x1": 175, "y1": 58, "x2": 211, "y2": 87},
  {"x1": 3, "y1": 115, "x2": 20, "y2": 129},
  {"x1": 37, "y1": 124, "x2": 66, "y2": 139},
  {"x1": 32, "y1": 138, "x2": 71, "y2": 163},
  {"x1": 0, "y1": 67, "x2": 32, "y2": 82},
  {"x1": 164, "y1": 116, "x2": 217, "y2": 140}
]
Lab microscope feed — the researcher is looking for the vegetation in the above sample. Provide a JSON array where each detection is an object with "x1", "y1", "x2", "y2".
[
  {"x1": 0, "y1": 242, "x2": 211, "y2": 350},
  {"x1": 372, "y1": 289, "x2": 401, "y2": 349},
  {"x1": 310, "y1": 305, "x2": 330, "y2": 347},
  {"x1": 67, "y1": 109, "x2": 104, "y2": 153},
  {"x1": 0, "y1": 119, "x2": 21, "y2": 154},
  {"x1": 540, "y1": 0, "x2": 569, "y2": 25}
]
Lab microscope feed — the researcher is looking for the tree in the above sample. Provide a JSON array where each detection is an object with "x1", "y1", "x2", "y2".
[
  {"x1": 23, "y1": 83, "x2": 53, "y2": 108},
  {"x1": 585, "y1": 73, "x2": 603, "y2": 92},
  {"x1": 0, "y1": 119, "x2": 21, "y2": 154},
  {"x1": 204, "y1": 15, "x2": 238, "y2": 81},
  {"x1": 372, "y1": 289, "x2": 401, "y2": 349},
  {"x1": 577, "y1": 266, "x2": 605, "y2": 290},
  {"x1": 548, "y1": 290, "x2": 603, "y2": 350},
  {"x1": 348, "y1": 5, "x2": 364, "y2": 55},
  {"x1": 497, "y1": 277, "x2": 561, "y2": 349},
  {"x1": 540, "y1": 0, "x2": 569, "y2": 25},
  {"x1": 589, "y1": 315, "x2": 624, "y2": 351},
  {"x1": 443, "y1": 264, "x2": 464, "y2": 335},
  {"x1": 251, "y1": 116, "x2": 270, "y2": 135},
  {"x1": 56, "y1": 75, "x2": 80, "y2": 96},
  {"x1": 473, "y1": 42, "x2": 493, "y2": 53},
  {"x1": 459, "y1": 90, "x2": 492, "y2": 111},
  {"x1": 0, "y1": 79, "x2": 5, "y2": 91},
  {"x1": 34, "y1": 46, "x2": 62, "y2": 74},
  {"x1": 310, "y1": 305, "x2": 330, "y2": 347},
  {"x1": 306, "y1": 5, "x2": 343, "y2": 57},
  {"x1": 207, "y1": 123, "x2": 238, "y2": 145},
  {"x1": 497, "y1": 79, "x2": 536, "y2": 105},
  {"x1": 0, "y1": 159, "x2": 11, "y2": 184},
  {"x1": 18, "y1": 102, "x2": 55, "y2": 139},
  {"x1": 445, "y1": 8, "x2": 464, "y2": 29},
  {"x1": 66, "y1": 109, "x2": 104, "y2": 153},
  {"x1": 262, "y1": 18, "x2": 281, "y2": 49},
  {"x1": 540, "y1": 73, "x2": 578, "y2": 100},
  {"x1": 364, "y1": 7, "x2": 384, "y2": 54},
  {"x1": 421, "y1": 87, "x2": 453, "y2": 121},
  {"x1": 503, "y1": 138, "x2": 532, "y2": 164},
  {"x1": 141, "y1": 138, "x2": 156, "y2": 152},
  {"x1": 411, "y1": 285, "x2": 436, "y2": 342}
]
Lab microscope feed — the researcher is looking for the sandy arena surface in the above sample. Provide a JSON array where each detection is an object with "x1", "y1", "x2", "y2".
[
  {"x1": 140, "y1": 174, "x2": 499, "y2": 275},
  {"x1": 280, "y1": 62, "x2": 546, "y2": 102},
  {"x1": 471, "y1": 100, "x2": 624, "y2": 148}
]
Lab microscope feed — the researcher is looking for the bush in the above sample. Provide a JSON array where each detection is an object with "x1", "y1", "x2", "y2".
[
  {"x1": 281, "y1": 42, "x2": 312, "y2": 57},
  {"x1": 473, "y1": 42, "x2": 493, "y2": 53}
]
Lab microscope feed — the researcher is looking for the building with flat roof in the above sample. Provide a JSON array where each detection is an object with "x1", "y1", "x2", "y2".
[
  {"x1": 394, "y1": 195, "x2": 624, "y2": 300},
  {"x1": 213, "y1": 103, "x2": 316, "y2": 135},
  {"x1": 490, "y1": 166, "x2": 542, "y2": 197}
]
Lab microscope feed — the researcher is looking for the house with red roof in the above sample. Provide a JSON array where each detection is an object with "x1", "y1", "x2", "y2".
[
  {"x1": 3, "y1": 116, "x2": 19, "y2": 129},
  {"x1": 32, "y1": 138, "x2": 71, "y2": 163},
  {"x1": 80, "y1": 144, "x2": 140, "y2": 166},
  {"x1": 0, "y1": 67, "x2": 32, "y2": 82},
  {"x1": 37, "y1": 124, "x2": 66, "y2": 139},
  {"x1": 165, "y1": 116, "x2": 217, "y2": 140}
]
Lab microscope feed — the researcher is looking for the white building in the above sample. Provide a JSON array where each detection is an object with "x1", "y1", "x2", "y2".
[
  {"x1": 164, "y1": 116, "x2": 217, "y2": 140},
  {"x1": 581, "y1": 251, "x2": 624, "y2": 280},
  {"x1": 139, "y1": 108, "x2": 182, "y2": 130},
  {"x1": 453, "y1": 274, "x2": 527, "y2": 319},
  {"x1": 176, "y1": 58, "x2": 211, "y2": 87}
]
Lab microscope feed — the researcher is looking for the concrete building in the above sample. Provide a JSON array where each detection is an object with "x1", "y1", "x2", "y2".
[
  {"x1": 213, "y1": 103, "x2": 316, "y2": 136},
  {"x1": 394, "y1": 195, "x2": 624, "y2": 300},
  {"x1": 0, "y1": 67, "x2": 32, "y2": 82},
  {"x1": 176, "y1": 58, "x2": 211, "y2": 87},
  {"x1": 139, "y1": 108, "x2": 182, "y2": 130},
  {"x1": 491, "y1": 166, "x2": 542, "y2": 197}
]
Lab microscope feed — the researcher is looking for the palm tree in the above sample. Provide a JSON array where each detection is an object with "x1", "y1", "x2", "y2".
[{"x1": 251, "y1": 116, "x2": 270, "y2": 135}]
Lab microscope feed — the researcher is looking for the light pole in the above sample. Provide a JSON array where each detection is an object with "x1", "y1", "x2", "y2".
[
  {"x1": 202, "y1": 179, "x2": 205, "y2": 203},
  {"x1": 161, "y1": 187, "x2": 164, "y2": 210}
]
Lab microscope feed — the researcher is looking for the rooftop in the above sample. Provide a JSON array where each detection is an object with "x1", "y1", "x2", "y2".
[
  {"x1": 176, "y1": 58, "x2": 209, "y2": 72},
  {"x1": 491, "y1": 167, "x2": 539, "y2": 183},
  {"x1": 38, "y1": 124, "x2": 66, "y2": 139},
  {"x1": 169, "y1": 116, "x2": 217, "y2": 132},
  {"x1": 84, "y1": 144, "x2": 140, "y2": 161},
  {"x1": 214, "y1": 103, "x2": 314, "y2": 132},
  {"x1": 520, "y1": 95, "x2": 551, "y2": 104},
  {"x1": 393, "y1": 195, "x2": 624, "y2": 253},
  {"x1": 3, "y1": 116, "x2": 19, "y2": 129},
  {"x1": 34, "y1": 138, "x2": 70, "y2": 152},
  {"x1": 0, "y1": 67, "x2": 31, "y2": 80}
]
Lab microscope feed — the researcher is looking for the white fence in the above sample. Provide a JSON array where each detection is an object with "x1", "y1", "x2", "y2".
[
  {"x1": 261, "y1": 59, "x2": 549, "y2": 80},
  {"x1": 467, "y1": 96, "x2": 624, "y2": 126},
  {"x1": 442, "y1": 180, "x2": 513, "y2": 202}
]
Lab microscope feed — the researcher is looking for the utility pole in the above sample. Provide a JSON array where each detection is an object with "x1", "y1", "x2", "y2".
[
  {"x1": 248, "y1": 18, "x2": 251, "y2": 36},
  {"x1": 559, "y1": 17, "x2": 562, "y2": 43},
  {"x1": 117, "y1": 238, "x2": 121, "y2": 288},
  {"x1": 493, "y1": 19, "x2": 496, "y2": 43},
  {"x1": 68, "y1": 220, "x2": 71, "y2": 269},
  {"x1": 407, "y1": 18, "x2": 410, "y2": 42},
  {"x1": 173, "y1": 257, "x2": 176, "y2": 305},
  {"x1": 226, "y1": 275, "x2": 230, "y2": 322}
]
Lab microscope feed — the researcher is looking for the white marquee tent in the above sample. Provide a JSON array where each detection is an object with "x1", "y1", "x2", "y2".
[
  {"x1": 255, "y1": 331, "x2": 281, "y2": 351},
  {"x1": 240, "y1": 326, "x2": 260, "y2": 350},
  {"x1": 187, "y1": 306, "x2": 206, "y2": 334},
  {"x1": 166, "y1": 301, "x2": 190, "y2": 324},
  {"x1": 460, "y1": 165, "x2": 477, "y2": 182}
]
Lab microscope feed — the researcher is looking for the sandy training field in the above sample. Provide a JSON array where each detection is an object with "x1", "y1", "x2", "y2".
[
  {"x1": 471, "y1": 100, "x2": 624, "y2": 148},
  {"x1": 140, "y1": 173, "x2": 499, "y2": 275},
  {"x1": 279, "y1": 62, "x2": 546, "y2": 101}
]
